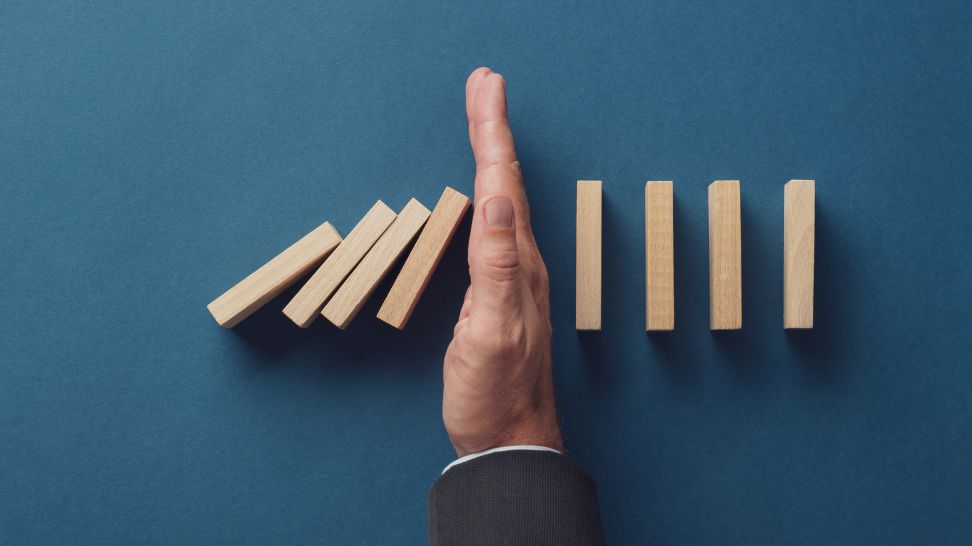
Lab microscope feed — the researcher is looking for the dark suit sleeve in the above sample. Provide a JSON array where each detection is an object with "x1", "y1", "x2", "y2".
[{"x1": 427, "y1": 450, "x2": 605, "y2": 546}]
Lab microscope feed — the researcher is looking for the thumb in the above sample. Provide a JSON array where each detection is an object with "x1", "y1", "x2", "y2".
[{"x1": 468, "y1": 196, "x2": 522, "y2": 322}]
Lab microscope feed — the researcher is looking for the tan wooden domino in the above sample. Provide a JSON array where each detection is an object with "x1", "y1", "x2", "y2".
[
  {"x1": 282, "y1": 201, "x2": 396, "y2": 327},
  {"x1": 322, "y1": 198, "x2": 431, "y2": 329},
  {"x1": 708, "y1": 180, "x2": 742, "y2": 330},
  {"x1": 207, "y1": 221, "x2": 342, "y2": 328},
  {"x1": 576, "y1": 180, "x2": 602, "y2": 331},
  {"x1": 377, "y1": 187, "x2": 470, "y2": 329},
  {"x1": 784, "y1": 179, "x2": 815, "y2": 329},
  {"x1": 645, "y1": 181, "x2": 675, "y2": 331}
]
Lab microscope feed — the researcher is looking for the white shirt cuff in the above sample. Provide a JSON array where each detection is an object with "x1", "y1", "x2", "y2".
[{"x1": 442, "y1": 445, "x2": 562, "y2": 474}]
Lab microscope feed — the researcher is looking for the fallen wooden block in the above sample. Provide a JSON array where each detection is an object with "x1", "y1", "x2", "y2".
[
  {"x1": 377, "y1": 187, "x2": 470, "y2": 329},
  {"x1": 322, "y1": 198, "x2": 431, "y2": 329},
  {"x1": 576, "y1": 180, "x2": 602, "y2": 331},
  {"x1": 282, "y1": 201, "x2": 396, "y2": 327},
  {"x1": 784, "y1": 179, "x2": 815, "y2": 329},
  {"x1": 708, "y1": 180, "x2": 742, "y2": 330},
  {"x1": 207, "y1": 221, "x2": 342, "y2": 328},
  {"x1": 645, "y1": 181, "x2": 674, "y2": 331}
]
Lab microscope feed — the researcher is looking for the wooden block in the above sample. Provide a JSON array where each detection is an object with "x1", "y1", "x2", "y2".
[
  {"x1": 282, "y1": 201, "x2": 396, "y2": 327},
  {"x1": 645, "y1": 181, "x2": 674, "y2": 331},
  {"x1": 784, "y1": 179, "x2": 815, "y2": 329},
  {"x1": 708, "y1": 180, "x2": 742, "y2": 330},
  {"x1": 322, "y1": 198, "x2": 431, "y2": 329},
  {"x1": 207, "y1": 221, "x2": 342, "y2": 328},
  {"x1": 576, "y1": 180, "x2": 602, "y2": 331},
  {"x1": 377, "y1": 187, "x2": 470, "y2": 329}
]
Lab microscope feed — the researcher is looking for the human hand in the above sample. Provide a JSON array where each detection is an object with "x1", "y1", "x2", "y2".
[{"x1": 442, "y1": 68, "x2": 563, "y2": 457}]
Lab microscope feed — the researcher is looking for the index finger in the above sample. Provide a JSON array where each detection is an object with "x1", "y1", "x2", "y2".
[
  {"x1": 465, "y1": 67, "x2": 492, "y2": 150},
  {"x1": 471, "y1": 73, "x2": 518, "y2": 176},
  {"x1": 469, "y1": 72, "x2": 529, "y2": 217}
]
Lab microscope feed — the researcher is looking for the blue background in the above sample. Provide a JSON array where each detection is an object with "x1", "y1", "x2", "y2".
[{"x1": 2, "y1": 1, "x2": 971, "y2": 544}]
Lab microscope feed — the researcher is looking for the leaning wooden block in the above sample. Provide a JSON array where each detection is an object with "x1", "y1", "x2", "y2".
[
  {"x1": 377, "y1": 187, "x2": 470, "y2": 329},
  {"x1": 784, "y1": 179, "x2": 815, "y2": 329},
  {"x1": 207, "y1": 221, "x2": 342, "y2": 328},
  {"x1": 576, "y1": 180, "x2": 602, "y2": 331},
  {"x1": 645, "y1": 181, "x2": 674, "y2": 331},
  {"x1": 282, "y1": 201, "x2": 396, "y2": 327},
  {"x1": 708, "y1": 180, "x2": 742, "y2": 330},
  {"x1": 322, "y1": 198, "x2": 431, "y2": 329}
]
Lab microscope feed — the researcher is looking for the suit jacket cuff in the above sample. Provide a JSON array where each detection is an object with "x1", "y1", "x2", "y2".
[
  {"x1": 441, "y1": 444, "x2": 561, "y2": 474},
  {"x1": 428, "y1": 449, "x2": 605, "y2": 545}
]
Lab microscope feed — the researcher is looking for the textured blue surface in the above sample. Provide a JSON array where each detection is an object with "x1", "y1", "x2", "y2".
[{"x1": 3, "y1": 1, "x2": 971, "y2": 544}]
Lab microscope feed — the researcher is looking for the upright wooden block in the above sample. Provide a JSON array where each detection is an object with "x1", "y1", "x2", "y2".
[
  {"x1": 207, "y1": 221, "x2": 342, "y2": 328},
  {"x1": 576, "y1": 180, "x2": 602, "y2": 331},
  {"x1": 708, "y1": 180, "x2": 742, "y2": 330},
  {"x1": 645, "y1": 181, "x2": 674, "y2": 331},
  {"x1": 322, "y1": 198, "x2": 431, "y2": 329},
  {"x1": 784, "y1": 179, "x2": 815, "y2": 329},
  {"x1": 282, "y1": 201, "x2": 396, "y2": 327},
  {"x1": 377, "y1": 187, "x2": 470, "y2": 329}
]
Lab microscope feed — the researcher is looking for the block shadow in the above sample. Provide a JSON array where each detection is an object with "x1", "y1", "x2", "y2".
[
  {"x1": 230, "y1": 213, "x2": 472, "y2": 374},
  {"x1": 784, "y1": 205, "x2": 856, "y2": 384},
  {"x1": 577, "y1": 190, "x2": 631, "y2": 390},
  {"x1": 646, "y1": 195, "x2": 705, "y2": 384},
  {"x1": 709, "y1": 197, "x2": 778, "y2": 383}
]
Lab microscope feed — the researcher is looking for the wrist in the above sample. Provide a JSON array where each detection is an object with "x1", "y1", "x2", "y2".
[{"x1": 450, "y1": 415, "x2": 563, "y2": 458}]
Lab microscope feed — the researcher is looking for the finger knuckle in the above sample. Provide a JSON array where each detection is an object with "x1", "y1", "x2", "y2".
[{"x1": 483, "y1": 248, "x2": 520, "y2": 282}]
